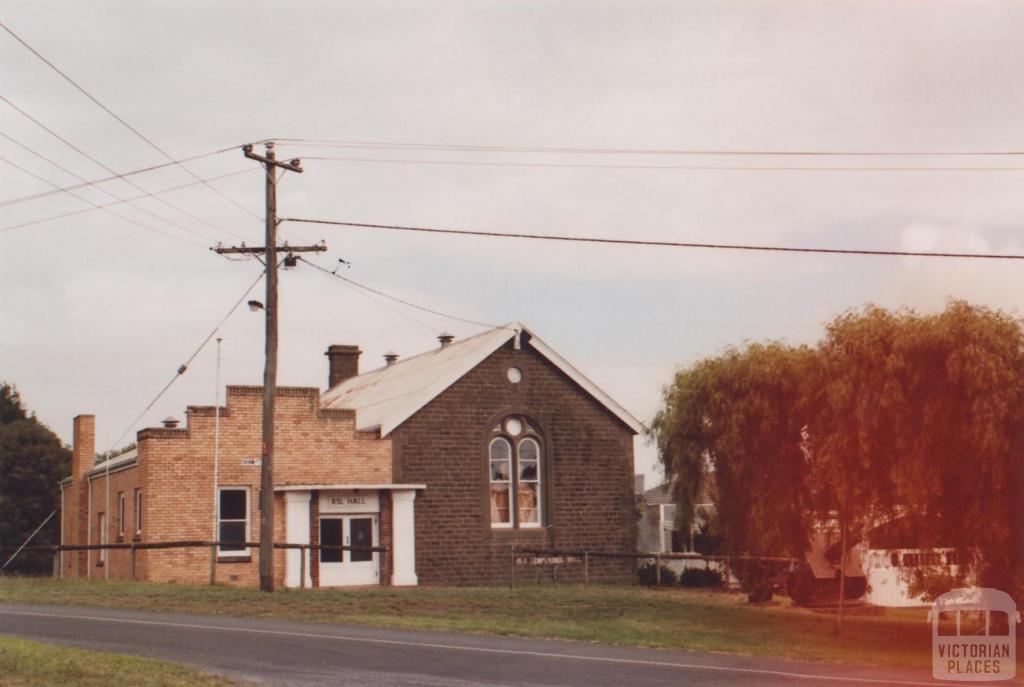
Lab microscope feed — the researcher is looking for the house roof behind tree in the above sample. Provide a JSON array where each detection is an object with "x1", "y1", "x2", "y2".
[{"x1": 320, "y1": 321, "x2": 644, "y2": 437}]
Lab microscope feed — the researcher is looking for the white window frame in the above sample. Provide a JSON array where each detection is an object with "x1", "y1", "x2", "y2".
[
  {"x1": 516, "y1": 437, "x2": 542, "y2": 529},
  {"x1": 489, "y1": 419, "x2": 544, "y2": 530},
  {"x1": 489, "y1": 437, "x2": 514, "y2": 529},
  {"x1": 98, "y1": 512, "x2": 107, "y2": 563},
  {"x1": 134, "y1": 488, "x2": 142, "y2": 536},
  {"x1": 217, "y1": 486, "x2": 250, "y2": 557},
  {"x1": 118, "y1": 492, "x2": 126, "y2": 538}
]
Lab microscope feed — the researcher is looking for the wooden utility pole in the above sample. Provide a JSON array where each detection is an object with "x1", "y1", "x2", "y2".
[{"x1": 213, "y1": 143, "x2": 323, "y2": 592}]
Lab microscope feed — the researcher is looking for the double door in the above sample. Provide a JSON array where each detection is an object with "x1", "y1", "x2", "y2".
[{"x1": 319, "y1": 515, "x2": 378, "y2": 586}]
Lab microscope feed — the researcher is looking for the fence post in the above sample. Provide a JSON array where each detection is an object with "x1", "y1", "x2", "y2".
[
  {"x1": 209, "y1": 543, "x2": 217, "y2": 586},
  {"x1": 552, "y1": 564, "x2": 559, "y2": 585},
  {"x1": 583, "y1": 551, "x2": 589, "y2": 586},
  {"x1": 656, "y1": 553, "x2": 662, "y2": 586},
  {"x1": 299, "y1": 545, "x2": 306, "y2": 589},
  {"x1": 509, "y1": 546, "x2": 516, "y2": 589},
  {"x1": 129, "y1": 543, "x2": 136, "y2": 581}
]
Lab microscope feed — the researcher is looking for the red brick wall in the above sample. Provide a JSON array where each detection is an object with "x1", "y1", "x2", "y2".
[
  {"x1": 392, "y1": 339, "x2": 637, "y2": 585},
  {"x1": 63, "y1": 386, "x2": 391, "y2": 587}
]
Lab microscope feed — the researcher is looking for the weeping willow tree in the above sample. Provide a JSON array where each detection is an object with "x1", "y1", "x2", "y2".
[
  {"x1": 650, "y1": 342, "x2": 815, "y2": 569},
  {"x1": 652, "y1": 300, "x2": 1024, "y2": 610}
]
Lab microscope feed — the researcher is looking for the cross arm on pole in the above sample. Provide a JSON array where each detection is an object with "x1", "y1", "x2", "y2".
[{"x1": 243, "y1": 144, "x2": 303, "y2": 173}]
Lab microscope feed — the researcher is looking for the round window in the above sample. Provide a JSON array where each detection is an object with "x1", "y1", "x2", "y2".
[
  {"x1": 506, "y1": 367, "x2": 522, "y2": 384},
  {"x1": 505, "y1": 418, "x2": 523, "y2": 436}
]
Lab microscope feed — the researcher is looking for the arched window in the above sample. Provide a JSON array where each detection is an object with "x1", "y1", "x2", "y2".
[{"x1": 489, "y1": 416, "x2": 543, "y2": 528}]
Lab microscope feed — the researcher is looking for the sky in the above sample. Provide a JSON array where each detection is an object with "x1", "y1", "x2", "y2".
[{"x1": 3, "y1": 1, "x2": 1024, "y2": 486}]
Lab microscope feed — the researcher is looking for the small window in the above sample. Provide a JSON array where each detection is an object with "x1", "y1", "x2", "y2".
[
  {"x1": 98, "y1": 513, "x2": 107, "y2": 563},
  {"x1": 489, "y1": 438, "x2": 512, "y2": 527},
  {"x1": 134, "y1": 489, "x2": 142, "y2": 535},
  {"x1": 517, "y1": 438, "x2": 541, "y2": 526},
  {"x1": 218, "y1": 487, "x2": 249, "y2": 556},
  {"x1": 990, "y1": 611, "x2": 1011, "y2": 636},
  {"x1": 118, "y1": 492, "x2": 125, "y2": 537}
]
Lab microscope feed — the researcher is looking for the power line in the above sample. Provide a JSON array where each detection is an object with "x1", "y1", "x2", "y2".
[
  {"x1": 282, "y1": 217, "x2": 1024, "y2": 261},
  {"x1": 105, "y1": 269, "x2": 266, "y2": 452},
  {"x1": 0, "y1": 167, "x2": 255, "y2": 235},
  {"x1": 0, "y1": 143, "x2": 243, "y2": 209},
  {"x1": 0, "y1": 154, "x2": 206, "y2": 247},
  {"x1": 1, "y1": 131, "x2": 224, "y2": 243},
  {"x1": 0, "y1": 95, "x2": 253, "y2": 241},
  {"x1": 298, "y1": 154, "x2": 1024, "y2": 173},
  {"x1": 0, "y1": 20, "x2": 263, "y2": 223},
  {"x1": 300, "y1": 256, "x2": 502, "y2": 330},
  {"x1": 273, "y1": 137, "x2": 1024, "y2": 157}
]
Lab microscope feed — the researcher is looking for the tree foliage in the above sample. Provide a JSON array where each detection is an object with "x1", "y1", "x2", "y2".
[
  {"x1": 651, "y1": 342, "x2": 815, "y2": 559},
  {"x1": 0, "y1": 383, "x2": 70, "y2": 574},
  {"x1": 652, "y1": 301, "x2": 1024, "y2": 599}
]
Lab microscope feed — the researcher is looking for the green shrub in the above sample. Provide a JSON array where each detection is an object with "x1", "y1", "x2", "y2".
[
  {"x1": 680, "y1": 567, "x2": 723, "y2": 588},
  {"x1": 638, "y1": 561, "x2": 678, "y2": 586}
]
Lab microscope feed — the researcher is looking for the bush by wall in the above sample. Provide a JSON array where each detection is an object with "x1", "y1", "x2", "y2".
[
  {"x1": 680, "y1": 567, "x2": 723, "y2": 588},
  {"x1": 638, "y1": 561, "x2": 678, "y2": 586}
]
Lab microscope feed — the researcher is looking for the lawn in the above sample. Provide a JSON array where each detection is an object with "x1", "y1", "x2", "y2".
[
  {"x1": 1, "y1": 577, "x2": 1018, "y2": 671},
  {"x1": 0, "y1": 635, "x2": 236, "y2": 687}
]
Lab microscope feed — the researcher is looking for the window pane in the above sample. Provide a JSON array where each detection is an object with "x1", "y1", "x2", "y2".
[
  {"x1": 220, "y1": 489, "x2": 246, "y2": 519},
  {"x1": 350, "y1": 518, "x2": 373, "y2": 563},
  {"x1": 320, "y1": 519, "x2": 342, "y2": 563},
  {"x1": 519, "y1": 459, "x2": 537, "y2": 481},
  {"x1": 519, "y1": 438, "x2": 538, "y2": 462},
  {"x1": 490, "y1": 485, "x2": 511, "y2": 524},
  {"x1": 937, "y1": 611, "x2": 958, "y2": 636},
  {"x1": 135, "y1": 490, "x2": 142, "y2": 532},
  {"x1": 489, "y1": 438, "x2": 511, "y2": 462},
  {"x1": 990, "y1": 611, "x2": 1010, "y2": 636},
  {"x1": 960, "y1": 611, "x2": 986, "y2": 636},
  {"x1": 220, "y1": 522, "x2": 245, "y2": 551},
  {"x1": 491, "y1": 459, "x2": 510, "y2": 481},
  {"x1": 517, "y1": 483, "x2": 539, "y2": 524}
]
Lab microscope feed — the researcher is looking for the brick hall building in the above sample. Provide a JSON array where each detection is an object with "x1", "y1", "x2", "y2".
[{"x1": 59, "y1": 323, "x2": 642, "y2": 588}]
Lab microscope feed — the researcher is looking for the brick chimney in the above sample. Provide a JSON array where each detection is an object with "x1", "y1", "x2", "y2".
[
  {"x1": 325, "y1": 345, "x2": 361, "y2": 388},
  {"x1": 72, "y1": 414, "x2": 95, "y2": 480}
]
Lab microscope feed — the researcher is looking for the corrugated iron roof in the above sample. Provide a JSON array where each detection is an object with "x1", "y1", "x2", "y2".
[{"x1": 320, "y1": 321, "x2": 644, "y2": 436}]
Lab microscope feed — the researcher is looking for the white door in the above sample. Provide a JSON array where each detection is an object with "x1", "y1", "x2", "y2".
[{"x1": 319, "y1": 515, "x2": 379, "y2": 586}]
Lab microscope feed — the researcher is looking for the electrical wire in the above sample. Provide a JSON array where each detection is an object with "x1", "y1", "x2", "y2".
[
  {"x1": 1, "y1": 131, "x2": 224, "y2": 243},
  {"x1": 272, "y1": 137, "x2": 1024, "y2": 157},
  {"x1": 0, "y1": 94, "x2": 255, "y2": 241},
  {"x1": 0, "y1": 154, "x2": 206, "y2": 247},
  {"x1": 282, "y1": 217, "x2": 1024, "y2": 261},
  {"x1": 300, "y1": 256, "x2": 503, "y2": 329},
  {"x1": 105, "y1": 268, "x2": 266, "y2": 452},
  {"x1": 0, "y1": 20, "x2": 263, "y2": 223},
  {"x1": 0, "y1": 143, "x2": 245, "y2": 209},
  {"x1": 0, "y1": 167, "x2": 256, "y2": 235},
  {"x1": 297, "y1": 154, "x2": 1024, "y2": 173}
]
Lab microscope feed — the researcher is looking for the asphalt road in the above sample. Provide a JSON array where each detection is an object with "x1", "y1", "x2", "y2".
[{"x1": 0, "y1": 603, "x2": 950, "y2": 686}]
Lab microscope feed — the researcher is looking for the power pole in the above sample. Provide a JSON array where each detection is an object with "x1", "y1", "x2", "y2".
[{"x1": 214, "y1": 142, "x2": 324, "y2": 592}]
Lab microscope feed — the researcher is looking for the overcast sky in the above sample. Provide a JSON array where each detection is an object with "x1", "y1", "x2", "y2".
[{"x1": 3, "y1": 1, "x2": 1024, "y2": 485}]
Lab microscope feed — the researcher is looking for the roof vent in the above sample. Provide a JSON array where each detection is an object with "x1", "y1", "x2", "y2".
[
  {"x1": 162, "y1": 416, "x2": 180, "y2": 429},
  {"x1": 437, "y1": 332, "x2": 455, "y2": 348},
  {"x1": 384, "y1": 351, "x2": 399, "y2": 366}
]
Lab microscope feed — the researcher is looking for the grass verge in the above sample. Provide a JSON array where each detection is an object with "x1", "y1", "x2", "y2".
[
  {"x1": 2, "y1": 577, "x2": 1019, "y2": 671},
  {"x1": 0, "y1": 635, "x2": 236, "y2": 686}
]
